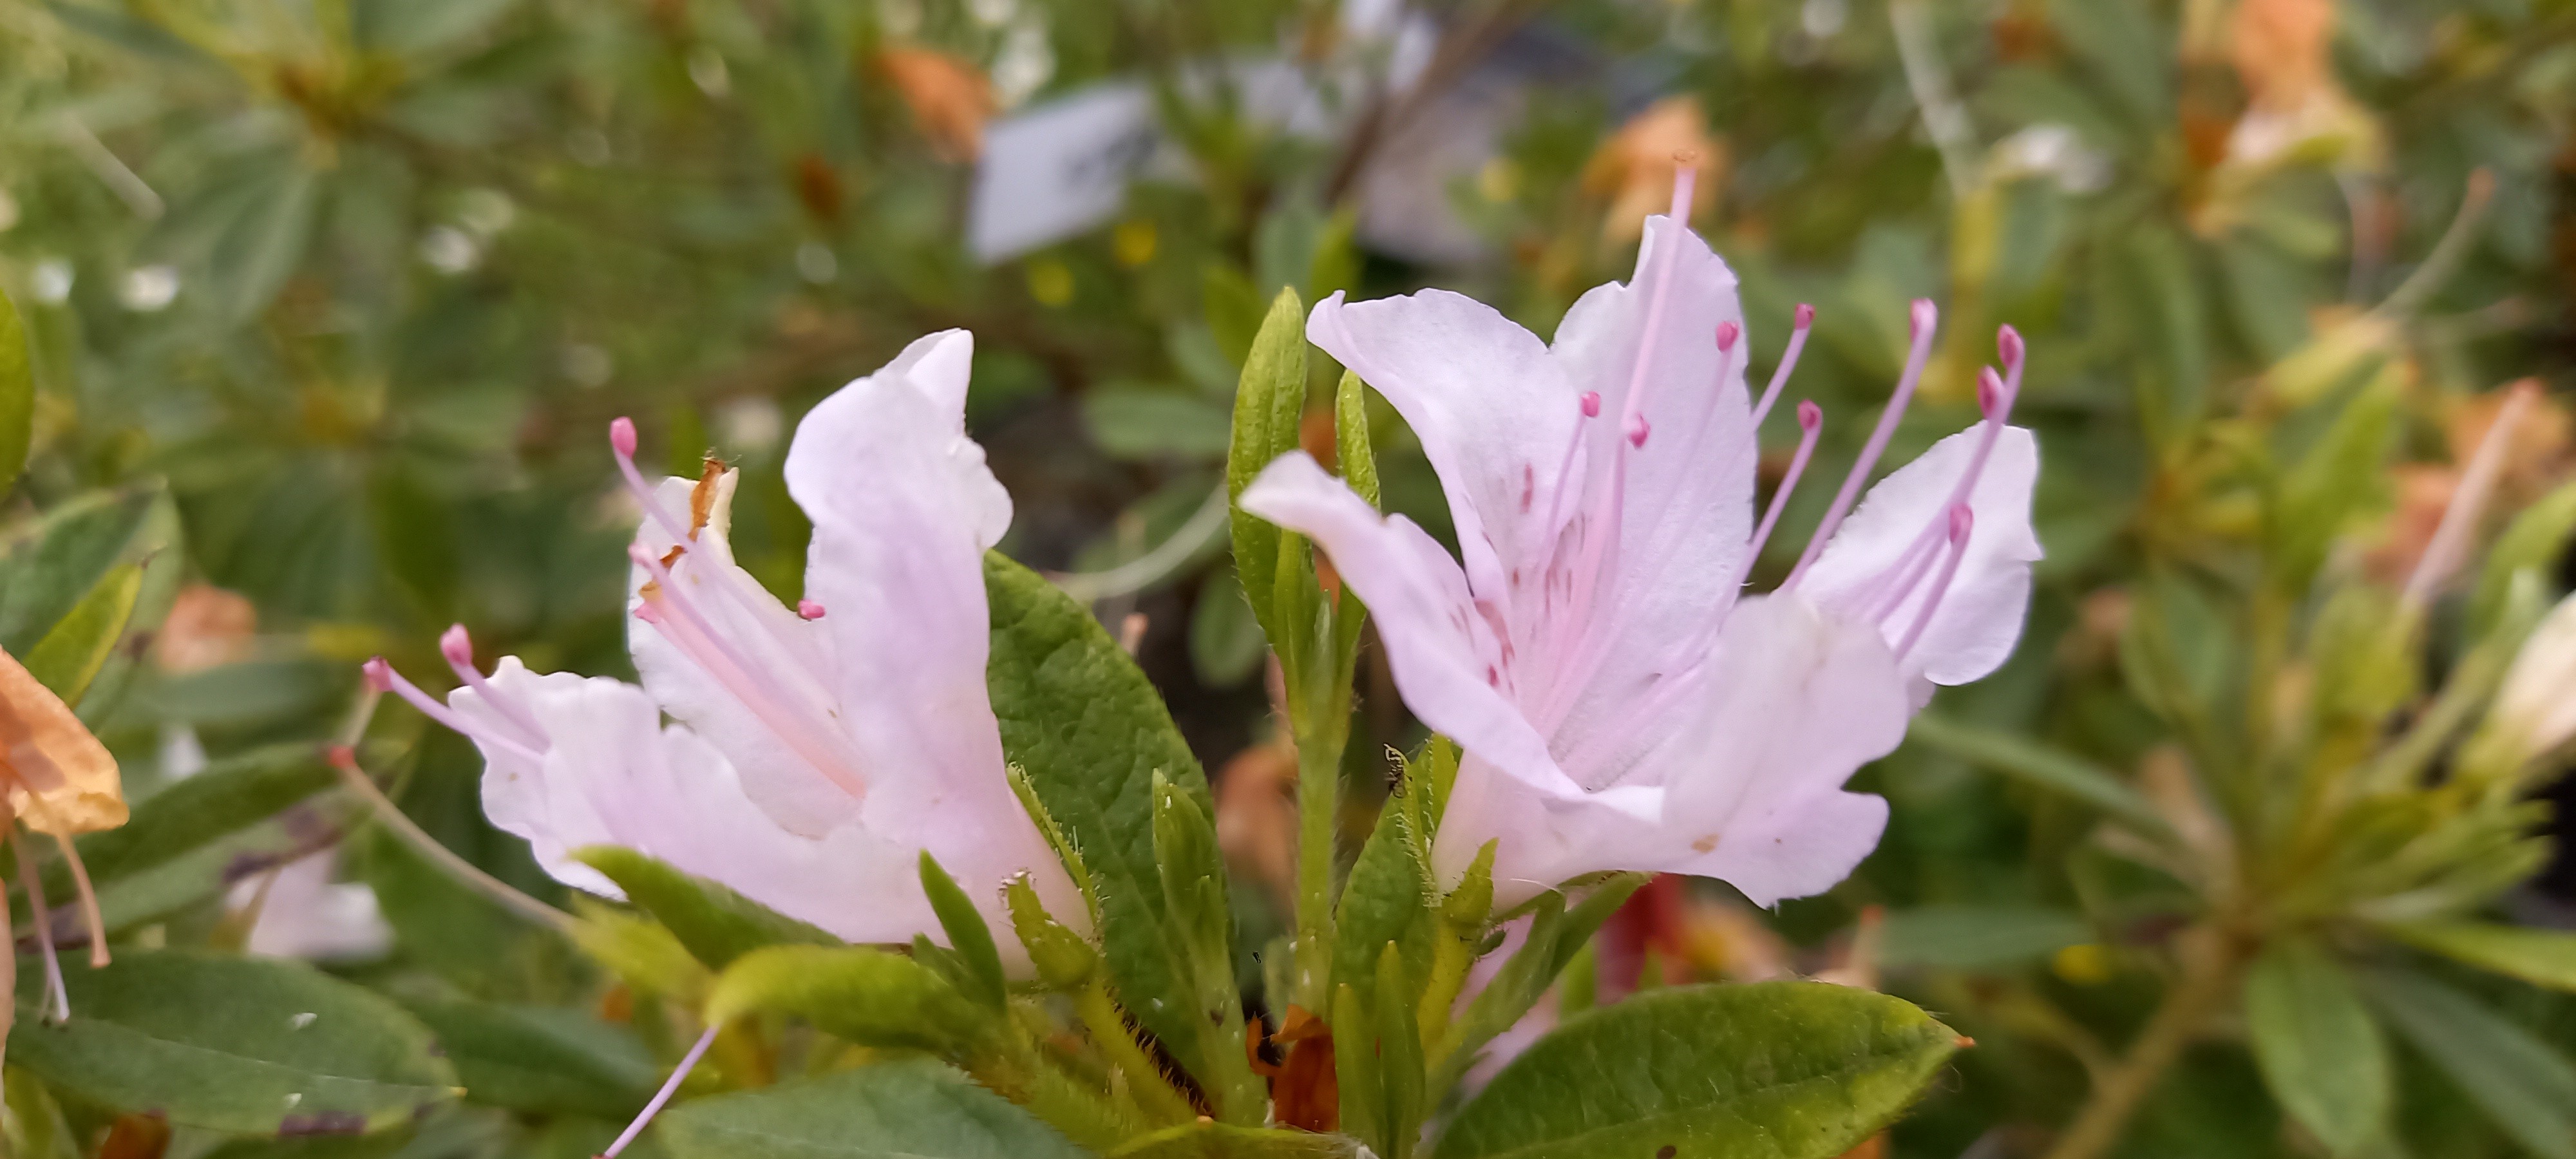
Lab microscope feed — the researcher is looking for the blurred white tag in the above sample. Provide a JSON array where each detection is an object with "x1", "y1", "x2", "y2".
[{"x1": 969, "y1": 83, "x2": 1158, "y2": 263}]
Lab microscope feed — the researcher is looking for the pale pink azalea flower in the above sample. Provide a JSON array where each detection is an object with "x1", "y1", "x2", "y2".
[
  {"x1": 1242, "y1": 173, "x2": 2040, "y2": 908},
  {"x1": 366, "y1": 331, "x2": 1083, "y2": 961}
]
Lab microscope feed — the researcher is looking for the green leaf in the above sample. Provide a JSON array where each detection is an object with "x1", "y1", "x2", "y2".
[
  {"x1": 574, "y1": 846, "x2": 840, "y2": 970},
  {"x1": 1879, "y1": 906, "x2": 2092, "y2": 970},
  {"x1": 2360, "y1": 966, "x2": 2576, "y2": 1159},
  {"x1": 919, "y1": 852, "x2": 1008, "y2": 1012},
  {"x1": 1085, "y1": 389, "x2": 1236, "y2": 461},
  {"x1": 2244, "y1": 941, "x2": 2389, "y2": 1155},
  {"x1": 706, "y1": 944, "x2": 993, "y2": 1057},
  {"x1": 983, "y1": 551, "x2": 1220, "y2": 1060},
  {"x1": 1435, "y1": 981, "x2": 1962, "y2": 1159},
  {"x1": 44, "y1": 743, "x2": 335, "y2": 900},
  {"x1": 1371, "y1": 941, "x2": 1426, "y2": 1159},
  {"x1": 2272, "y1": 370, "x2": 2400, "y2": 593},
  {"x1": 1151, "y1": 769, "x2": 1263, "y2": 1124},
  {"x1": 2381, "y1": 921, "x2": 2576, "y2": 994},
  {"x1": 210, "y1": 164, "x2": 319, "y2": 324},
  {"x1": 1227, "y1": 286, "x2": 1309, "y2": 651},
  {"x1": 394, "y1": 995, "x2": 655, "y2": 1118},
  {"x1": 21, "y1": 562, "x2": 140, "y2": 705},
  {"x1": 657, "y1": 1059, "x2": 1089, "y2": 1159},
  {"x1": 350, "y1": 0, "x2": 516, "y2": 55},
  {"x1": 2473, "y1": 478, "x2": 2576, "y2": 636},
  {"x1": 6, "y1": 949, "x2": 459, "y2": 1135},
  {"x1": 1907, "y1": 713, "x2": 2173, "y2": 839},
  {"x1": 0, "y1": 284, "x2": 31, "y2": 488},
  {"x1": 0, "y1": 487, "x2": 164, "y2": 659},
  {"x1": 1112, "y1": 1120, "x2": 1364, "y2": 1158},
  {"x1": 1332, "y1": 757, "x2": 1436, "y2": 1019},
  {"x1": 1333, "y1": 370, "x2": 1379, "y2": 510}
]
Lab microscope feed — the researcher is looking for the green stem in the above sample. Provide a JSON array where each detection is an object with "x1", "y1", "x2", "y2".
[
  {"x1": 2041, "y1": 926, "x2": 2248, "y2": 1159},
  {"x1": 1291, "y1": 715, "x2": 1342, "y2": 1013}
]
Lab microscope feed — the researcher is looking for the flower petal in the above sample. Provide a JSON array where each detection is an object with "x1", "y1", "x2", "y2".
[
  {"x1": 469, "y1": 662, "x2": 943, "y2": 945},
  {"x1": 1800, "y1": 424, "x2": 2043, "y2": 686},
  {"x1": 627, "y1": 469, "x2": 860, "y2": 837},
  {"x1": 1537, "y1": 214, "x2": 1757, "y2": 760},
  {"x1": 1305, "y1": 290, "x2": 1586, "y2": 607},
  {"x1": 1242, "y1": 453, "x2": 1585, "y2": 802},
  {"x1": 784, "y1": 330, "x2": 1077, "y2": 920},
  {"x1": 1657, "y1": 593, "x2": 1908, "y2": 906}
]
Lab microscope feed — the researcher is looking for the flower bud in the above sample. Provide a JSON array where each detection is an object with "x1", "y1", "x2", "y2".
[{"x1": 2494, "y1": 591, "x2": 2576, "y2": 759}]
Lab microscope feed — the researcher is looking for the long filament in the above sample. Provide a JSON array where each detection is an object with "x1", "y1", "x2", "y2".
[
  {"x1": 1895, "y1": 505, "x2": 1975, "y2": 658},
  {"x1": 630, "y1": 547, "x2": 866, "y2": 800},
  {"x1": 13, "y1": 832, "x2": 70, "y2": 1023},
  {"x1": 1784, "y1": 299, "x2": 1940, "y2": 589},
  {"x1": 602, "y1": 1024, "x2": 723, "y2": 1158},
  {"x1": 2402, "y1": 381, "x2": 2538, "y2": 611},
  {"x1": 364, "y1": 659, "x2": 548, "y2": 766},
  {"x1": 52, "y1": 833, "x2": 108, "y2": 967}
]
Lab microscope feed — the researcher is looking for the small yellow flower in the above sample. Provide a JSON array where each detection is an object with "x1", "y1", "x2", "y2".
[{"x1": 1025, "y1": 259, "x2": 1075, "y2": 306}]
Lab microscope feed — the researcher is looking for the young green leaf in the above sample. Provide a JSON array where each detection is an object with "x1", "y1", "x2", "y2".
[
  {"x1": 22, "y1": 562, "x2": 140, "y2": 705},
  {"x1": 2380, "y1": 921, "x2": 2576, "y2": 994},
  {"x1": 574, "y1": 846, "x2": 840, "y2": 970},
  {"x1": 6, "y1": 949, "x2": 459, "y2": 1135},
  {"x1": 1435, "y1": 982, "x2": 1962, "y2": 1159},
  {"x1": 0, "y1": 487, "x2": 165, "y2": 659},
  {"x1": 2244, "y1": 941, "x2": 2390, "y2": 1155},
  {"x1": 1227, "y1": 286, "x2": 1309, "y2": 648},
  {"x1": 1429, "y1": 874, "x2": 1646, "y2": 1104},
  {"x1": 1005, "y1": 873, "x2": 1098, "y2": 990},
  {"x1": 0, "y1": 284, "x2": 31, "y2": 488},
  {"x1": 2360, "y1": 966, "x2": 2576, "y2": 1159},
  {"x1": 706, "y1": 945, "x2": 994, "y2": 1057},
  {"x1": 1373, "y1": 941, "x2": 1427, "y2": 1159},
  {"x1": 984, "y1": 551, "x2": 1221, "y2": 1060},
  {"x1": 1151, "y1": 769, "x2": 1264, "y2": 1124},
  {"x1": 920, "y1": 851, "x2": 1008, "y2": 1011},
  {"x1": 656, "y1": 1058, "x2": 1090, "y2": 1159},
  {"x1": 2472, "y1": 477, "x2": 2576, "y2": 637}
]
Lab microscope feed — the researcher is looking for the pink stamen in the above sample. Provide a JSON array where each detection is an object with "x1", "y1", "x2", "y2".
[
  {"x1": 630, "y1": 545, "x2": 866, "y2": 799},
  {"x1": 609, "y1": 417, "x2": 693, "y2": 545},
  {"x1": 14, "y1": 834, "x2": 70, "y2": 1023},
  {"x1": 365, "y1": 658, "x2": 547, "y2": 764},
  {"x1": 1627, "y1": 415, "x2": 1651, "y2": 448},
  {"x1": 1580, "y1": 391, "x2": 1601, "y2": 418},
  {"x1": 1783, "y1": 299, "x2": 1940, "y2": 589},
  {"x1": 1895, "y1": 504, "x2": 1975, "y2": 657},
  {"x1": 1748, "y1": 305, "x2": 1815, "y2": 433},
  {"x1": 439, "y1": 625, "x2": 547, "y2": 744},
  {"x1": 1715, "y1": 322, "x2": 1739, "y2": 353},
  {"x1": 797, "y1": 599, "x2": 826, "y2": 620},
  {"x1": 601, "y1": 1024, "x2": 722, "y2": 1158},
  {"x1": 1864, "y1": 327, "x2": 2029, "y2": 616},
  {"x1": 1745, "y1": 402, "x2": 1824, "y2": 568},
  {"x1": 1540, "y1": 393, "x2": 1603, "y2": 538}
]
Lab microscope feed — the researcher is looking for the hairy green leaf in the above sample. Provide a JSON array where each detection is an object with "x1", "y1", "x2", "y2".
[
  {"x1": 984, "y1": 551, "x2": 1220, "y2": 1060},
  {"x1": 1227, "y1": 286, "x2": 1309, "y2": 649},
  {"x1": 44, "y1": 743, "x2": 335, "y2": 901},
  {"x1": 1437, "y1": 981, "x2": 1961, "y2": 1159},
  {"x1": 22, "y1": 562, "x2": 140, "y2": 705}
]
